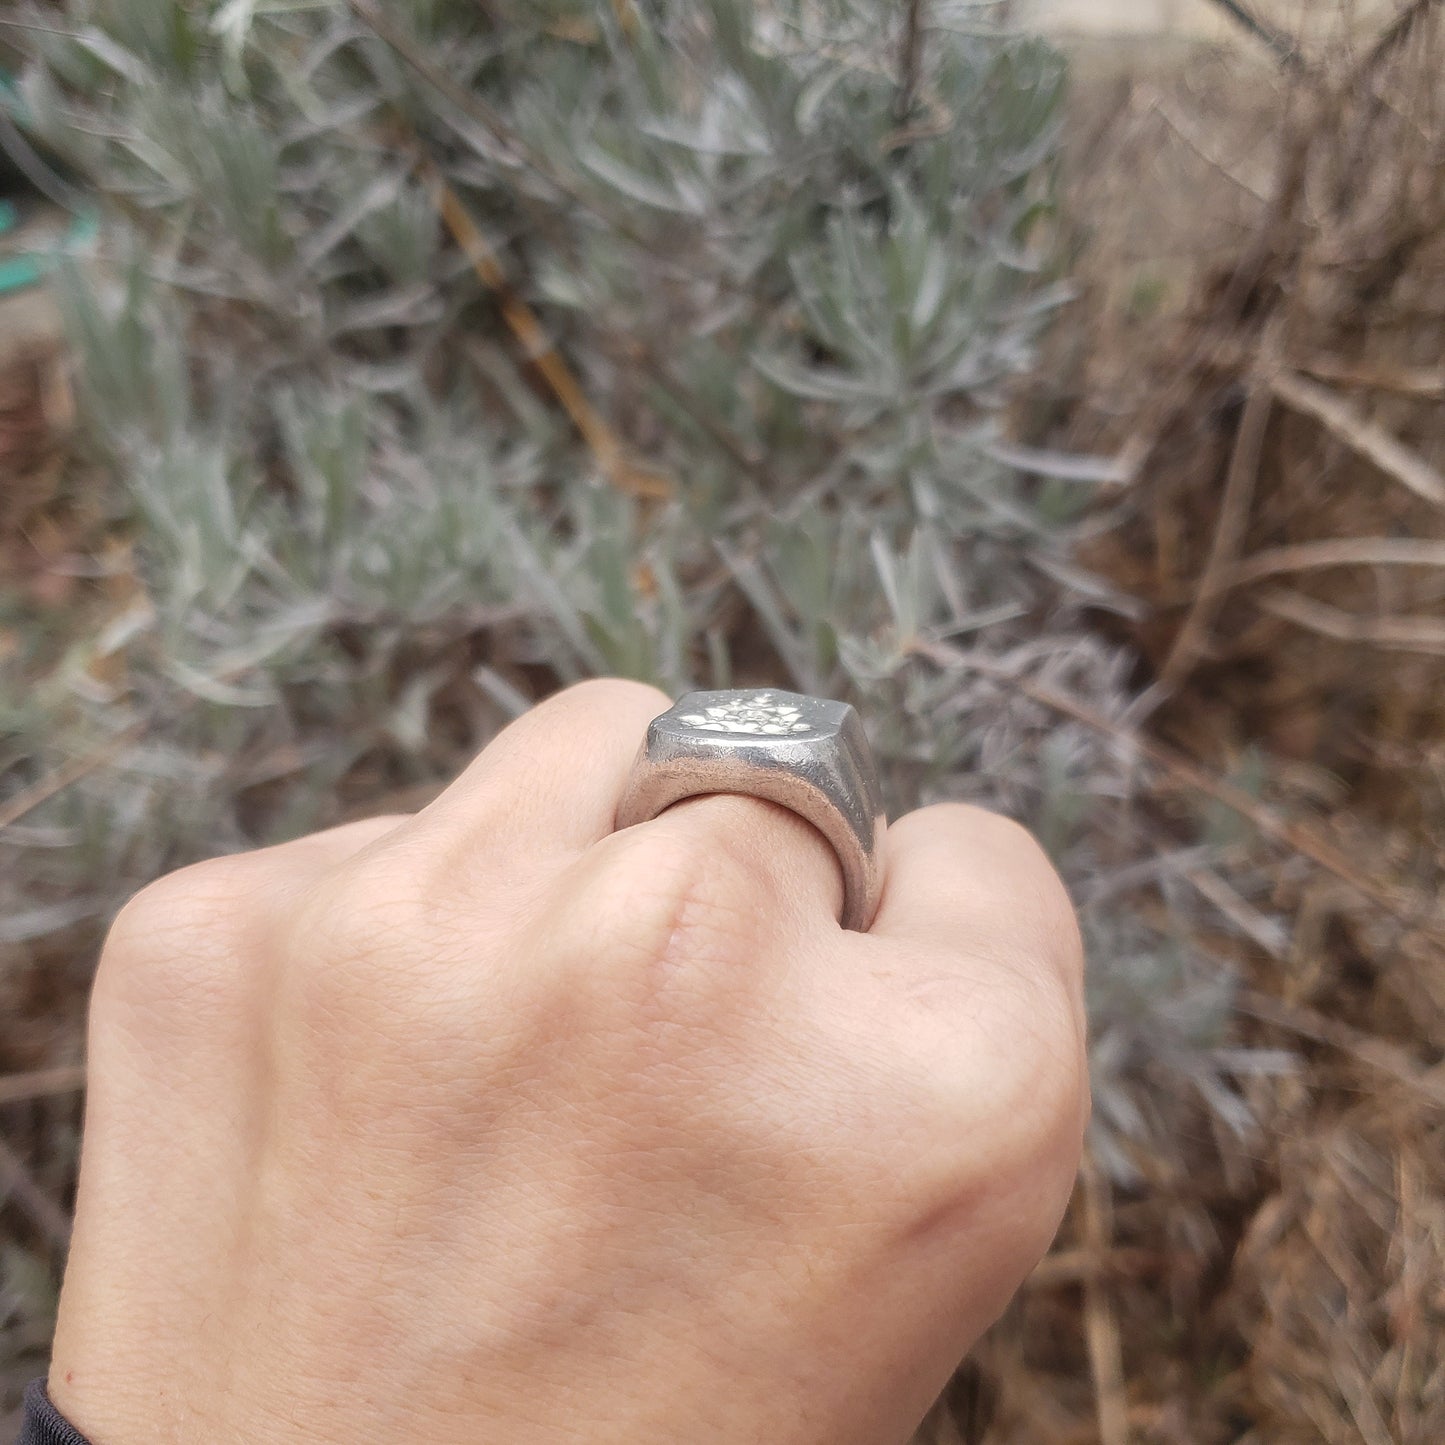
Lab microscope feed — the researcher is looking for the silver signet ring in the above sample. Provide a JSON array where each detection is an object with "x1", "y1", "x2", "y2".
[{"x1": 614, "y1": 689, "x2": 887, "y2": 931}]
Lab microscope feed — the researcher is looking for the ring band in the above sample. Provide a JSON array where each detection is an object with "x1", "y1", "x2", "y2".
[{"x1": 614, "y1": 689, "x2": 886, "y2": 931}]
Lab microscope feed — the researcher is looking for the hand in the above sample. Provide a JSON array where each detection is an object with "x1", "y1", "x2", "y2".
[{"x1": 49, "y1": 679, "x2": 1087, "y2": 1445}]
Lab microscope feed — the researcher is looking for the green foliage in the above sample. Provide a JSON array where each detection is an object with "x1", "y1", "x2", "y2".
[{"x1": 2, "y1": 0, "x2": 1274, "y2": 1188}]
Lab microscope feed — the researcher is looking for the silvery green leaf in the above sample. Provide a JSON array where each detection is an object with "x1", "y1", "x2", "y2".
[
  {"x1": 793, "y1": 64, "x2": 845, "y2": 134},
  {"x1": 909, "y1": 240, "x2": 953, "y2": 334},
  {"x1": 67, "y1": 26, "x2": 154, "y2": 84},
  {"x1": 985, "y1": 442, "x2": 1132, "y2": 484},
  {"x1": 472, "y1": 666, "x2": 534, "y2": 720},
  {"x1": 0, "y1": 897, "x2": 112, "y2": 943},
  {"x1": 750, "y1": 353, "x2": 882, "y2": 405},
  {"x1": 299, "y1": 169, "x2": 408, "y2": 269},
  {"x1": 165, "y1": 659, "x2": 277, "y2": 708},
  {"x1": 578, "y1": 141, "x2": 700, "y2": 214}
]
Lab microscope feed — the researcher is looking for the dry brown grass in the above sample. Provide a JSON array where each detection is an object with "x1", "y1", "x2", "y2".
[{"x1": 967, "y1": 4, "x2": 1445, "y2": 1441}]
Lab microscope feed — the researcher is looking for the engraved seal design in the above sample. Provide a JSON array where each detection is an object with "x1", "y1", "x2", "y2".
[{"x1": 676, "y1": 692, "x2": 814, "y2": 736}]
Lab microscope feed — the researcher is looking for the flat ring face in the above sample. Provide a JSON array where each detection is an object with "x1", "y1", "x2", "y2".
[{"x1": 614, "y1": 688, "x2": 886, "y2": 931}]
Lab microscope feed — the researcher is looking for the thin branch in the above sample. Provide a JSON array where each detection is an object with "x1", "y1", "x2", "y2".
[
  {"x1": 1186, "y1": 868, "x2": 1290, "y2": 956},
  {"x1": 1027, "y1": 1246, "x2": 1188, "y2": 1288},
  {"x1": 1271, "y1": 370, "x2": 1445, "y2": 509},
  {"x1": 913, "y1": 640, "x2": 1424, "y2": 927},
  {"x1": 345, "y1": 0, "x2": 655, "y2": 253},
  {"x1": 0, "y1": 1066, "x2": 86, "y2": 1107},
  {"x1": 0, "y1": 1134, "x2": 71, "y2": 1252},
  {"x1": 1240, "y1": 989, "x2": 1445, "y2": 1108},
  {"x1": 0, "y1": 722, "x2": 146, "y2": 833},
  {"x1": 1139, "y1": 84, "x2": 1272, "y2": 203},
  {"x1": 896, "y1": 0, "x2": 926, "y2": 123},
  {"x1": 1200, "y1": 0, "x2": 1306, "y2": 73},
  {"x1": 1352, "y1": 0, "x2": 1441, "y2": 88},
  {"x1": 1156, "y1": 366, "x2": 1276, "y2": 690},
  {"x1": 1256, "y1": 589, "x2": 1445, "y2": 656},
  {"x1": 1297, "y1": 357, "x2": 1445, "y2": 397},
  {"x1": 1227, "y1": 537, "x2": 1445, "y2": 589},
  {"x1": 425, "y1": 165, "x2": 671, "y2": 500},
  {"x1": 1080, "y1": 1162, "x2": 1130, "y2": 1445}
]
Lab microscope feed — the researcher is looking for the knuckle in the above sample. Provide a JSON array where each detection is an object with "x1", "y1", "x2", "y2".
[
  {"x1": 276, "y1": 852, "x2": 480, "y2": 1060},
  {"x1": 283, "y1": 858, "x2": 425, "y2": 986},
  {"x1": 107, "y1": 856, "x2": 252, "y2": 951},
  {"x1": 552, "y1": 825, "x2": 765, "y2": 1000},
  {"x1": 95, "y1": 854, "x2": 263, "y2": 1026}
]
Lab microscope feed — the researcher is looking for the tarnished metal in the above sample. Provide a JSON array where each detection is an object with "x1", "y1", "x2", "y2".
[{"x1": 614, "y1": 689, "x2": 887, "y2": 931}]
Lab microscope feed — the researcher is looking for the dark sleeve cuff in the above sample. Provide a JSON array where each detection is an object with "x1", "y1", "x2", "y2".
[{"x1": 18, "y1": 1382, "x2": 92, "y2": 1445}]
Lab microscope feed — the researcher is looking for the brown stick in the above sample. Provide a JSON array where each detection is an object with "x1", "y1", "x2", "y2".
[
  {"x1": 1297, "y1": 358, "x2": 1444, "y2": 397},
  {"x1": 1227, "y1": 537, "x2": 1445, "y2": 588},
  {"x1": 1255, "y1": 589, "x2": 1445, "y2": 655},
  {"x1": 1240, "y1": 989, "x2": 1445, "y2": 1108},
  {"x1": 1352, "y1": 0, "x2": 1440, "y2": 88},
  {"x1": 0, "y1": 1134, "x2": 71, "y2": 1251},
  {"x1": 425, "y1": 166, "x2": 670, "y2": 500},
  {"x1": 0, "y1": 1066, "x2": 86, "y2": 1107},
  {"x1": 1270, "y1": 370, "x2": 1445, "y2": 509},
  {"x1": 1199, "y1": 0, "x2": 1305, "y2": 72},
  {"x1": 0, "y1": 722, "x2": 146, "y2": 832},
  {"x1": 1156, "y1": 369, "x2": 1275, "y2": 690},
  {"x1": 896, "y1": 0, "x2": 926, "y2": 123},
  {"x1": 913, "y1": 640, "x2": 1422, "y2": 926},
  {"x1": 1080, "y1": 1163, "x2": 1130, "y2": 1445}
]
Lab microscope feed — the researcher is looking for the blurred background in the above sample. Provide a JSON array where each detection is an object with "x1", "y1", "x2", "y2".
[{"x1": 0, "y1": 0, "x2": 1441, "y2": 1439}]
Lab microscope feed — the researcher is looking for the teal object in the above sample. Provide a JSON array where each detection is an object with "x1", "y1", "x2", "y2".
[
  {"x1": 0, "y1": 210, "x2": 98, "y2": 297},
  {"x1": 0, "y1": 254, "x2": 45, "y2": 294},
  {"x1": 0, "y1": 67, "x2": 99, "y2": 295}
]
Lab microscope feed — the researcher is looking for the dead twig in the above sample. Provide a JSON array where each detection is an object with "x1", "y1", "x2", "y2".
[
  {"x1": 1156, "y1": 362, "x2": 1277, "y2": 691},
  {"x1": 1028, "y1": 1246, "x2": 1197, "y2": 1289},
  {"x1": 1226, "y1": 537, "x2": 1445, "y2": 589},
  {"x1": 1080, "y1": 1162, "x2": 1131, "y2": 1445},
  {"x1": 0, "y1": 721, "x2": 146, "y2": 832},
  {"x1": 424, "y1": 165, "x2": 671, "y2": 500},
  {"x1": 1352, "y1": 0, "x2": 1441, "y2": 89},
  {"x1": 914, "y1": 640, "x2": 1423, "y2": 926},
  {"x1": 1297, "y1": 357, "x2": 1445, "y2": 397},
  {"x1": 1255, "y1": 589, "x2": 1445, "y2": 656},
  {"x1": 0, "y1": 1066, "x2": 86, "y2": 1107},
  {"x1": 896, "y1": 0, "x2": 926, "y2": 123},
  {"x1": 1199, "y1": 0, "x2": 1306, "y2": 73},
  {"x1": 1239, "y1": 989, "x2": 1445, "y2": 1110},
  {"x1": 0, "y1": 1133, "x2": 71, "y2": 1252},
  {"x1": 1139, "y1": 85, "x2": 1272, "y2": 204},
  {"x1": 1271, "y1": 370, "x2": 1445, "y2": 509},
  {"x1": 1204, "y1": 342, "x2": 1445, "y2": 397}
]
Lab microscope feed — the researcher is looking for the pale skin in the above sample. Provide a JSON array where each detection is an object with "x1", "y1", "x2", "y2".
[{"x1": 48, "y1": 679, "x2": 1088, "y2": 1445}]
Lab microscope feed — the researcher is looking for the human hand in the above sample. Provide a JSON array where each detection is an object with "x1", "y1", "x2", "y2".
[{"x1": 48, "y1": 679, "x2": 1086, "y2": 1445}]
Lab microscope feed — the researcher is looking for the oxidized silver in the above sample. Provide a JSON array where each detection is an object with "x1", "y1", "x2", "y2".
[{"x1": 614, "y1": 688, "x2": 886, "y2": 931}]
